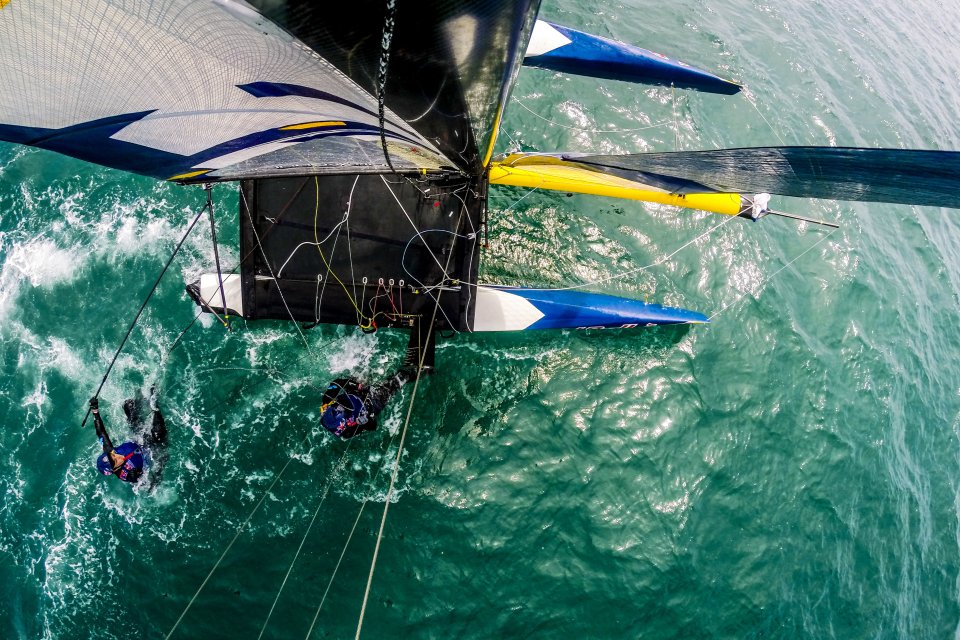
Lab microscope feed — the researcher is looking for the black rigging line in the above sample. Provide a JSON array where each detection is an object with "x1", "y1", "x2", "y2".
[{"x1": 81, "y1": 196, "x2": 209, "y2": 428}]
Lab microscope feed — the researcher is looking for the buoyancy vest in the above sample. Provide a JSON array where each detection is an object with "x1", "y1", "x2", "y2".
[{"x1": 321, "y1": 378, "x2": 371, "y2": 438}]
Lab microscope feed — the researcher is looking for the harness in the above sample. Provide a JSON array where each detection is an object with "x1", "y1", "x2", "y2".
[
  {"x1": 110, "y1": 442, "x2": 144, "y2": 482},
  {"x1": 113, "y1": 450, "x2": 137, "y2": 471},
  {"x1": 321, "y1": 378, "x2": 370, "y2": 437}
]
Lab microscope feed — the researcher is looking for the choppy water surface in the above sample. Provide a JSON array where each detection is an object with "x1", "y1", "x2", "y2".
[{"x1": 2, "y1": 0, "x2": 960, "y2": 638}]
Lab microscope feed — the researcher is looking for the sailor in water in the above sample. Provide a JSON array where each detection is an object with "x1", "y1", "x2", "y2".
[
  {"x1": 320, "y1": 369, "x2": 414, "y2": 439},
  {"x1": 322, "y1": 319, "x2": 436, "y2": 439},
  {"x1": 90, "y1": 392, "x2": 167, "y2": 484}
]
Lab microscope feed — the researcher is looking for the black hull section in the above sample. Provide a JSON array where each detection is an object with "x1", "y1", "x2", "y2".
[{"x1": 237, "y1": 173, "x2": 485, "y2": 332}]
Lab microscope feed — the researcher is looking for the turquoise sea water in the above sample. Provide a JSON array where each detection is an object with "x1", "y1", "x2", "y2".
[{"x1": 3, "y1": 0, "x2": 960, "y2": 637}]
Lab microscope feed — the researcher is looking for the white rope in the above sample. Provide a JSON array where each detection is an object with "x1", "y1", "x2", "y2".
[
  {"x1": 353, "y1": 209, "x2": 463, "y2": 640},
  {"x1": 380, "y1": 176, "x2": 463, "y2": 331},
  {"x1": 380, "y1": 175, "x2": 452, "y2": 275},
  {"x1": 256, "y1": 437, "x2": 357, "y2": 639},
  {"x1": 164, "y1": 440, "x2": 309, "y2": 640},
  {"x1": 671, "y1": 84, "x2": 682, "y2": 151},
  {"x1": 473, "y1": 213, "x2": 738, "y2": 294},
  {"x1": 240, "y1": 188, "x2": 313, "y2": 352},
  {"x1": 167, "y1": 188, "x2": 333, "y2": 638},
  {"x1": 742, "y1": 86, "x2": 788, "y2": 146},
  {"x1": 709, "y1": 227, "x2": 839, "y2": 321},
  {"x1": 315, "y1": 176, "x2": 360, "y2": 322},
  {"x1": 303, "y1": 425, "x2": 405, "y2": 640},
  {"x1": 304, "y1": 498, "x2": 368, "y2": 639},
  {"x1": 494, "y1": 183, "x2": 541, "y2": 213}
]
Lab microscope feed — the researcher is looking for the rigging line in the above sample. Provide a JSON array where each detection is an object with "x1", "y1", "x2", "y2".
[
  {"x1": 304, "y1": 418, "x2": 408, "y2": 640},
  {"x1": 405, "y1": 75, "x2": 448, "y2": 123},
  {"x1": 380, "y1": 175, "x2": 451, "y2": 276},
  {"x1": 278, "y1": 238, "x2": 343, "y2": 277},
  {"x1": 533, "y1": 214, "x2": 737, "y2": 291},
  {"x1": 671, "y1": 83, "x2": 681, "y2": 151},
  {"x1": 240, "y1": 188, "x2": 313, "y2": 352},
  {"x1": 449, "y1": 188, "x2": 482, "y2": 332},
  {"x1": 310, "y1": 177, "x2": 370, "y2": 326},
  {"x1": 347, "y1": 197, "x2": 358, "y2": 315},
  {"x1": 164, "y1": 434, "x2": 313, "y2": 640},
  {"x1": 400, "y1": 229, "x2": 475, "y2": 294},
  {"x1": 257, "y1": 436, "x2": 358, "y2": 640},
  {"x1": 204, "y1": 184, "x2": 230, "y2": 329},
  {"x1": 167, "y1": 347, "x2": 317, "y2": 418},
  {"x1": 378, "y1": 177, "x2": 474, "y2": 331},
  {"x1": 503, "y1": 127, "x2": 523, "y2": 152},
  {"x1": 513, "y1": 98, "x2": 673, "y2": 134},
  {"x1": 494, "y1": 184, "x2": 541, "y2": 214},
  {"x1": 305, "y1": 495, "x2": 367, "y2": 639},
  {"x1": 157, "y1": 246, "x2": 252, "y2": 386},
  {"x1": 354, "y1": 208, "x2": 463, "y2": 640},
  {"x1": 277, "y1": 211, "x2": 352, "y2": 281},
  {"x1": 464, "y1": 213, "x2": 738, "y2": 294},
  {"x1": 314, "y1": 188, "x2": 352, "y2": 325},
  {"x1": 379, "y1": 176, "x2": 464, "y2": 329},
  {"x1": 316, "y1": 176, "x2": 361, "y2": 323},
  {"x1": 742, "y1": 86, "x2": 788, "y2": 146},
  {"x1": 81, "y1": 199, "x2": 208, "y2": 428},
  {"x1": 164, "y1": 311, "x2": 202, "y2": 362},
  {"x1": 708, "y1": 227, "x2": 839, "y2": 322},
  {"x1": 169, "y1": 179, "x2": 315, "y2": 341},
  {"x1": 400, "y1": 255, "x2": 461, "y2": 333}
]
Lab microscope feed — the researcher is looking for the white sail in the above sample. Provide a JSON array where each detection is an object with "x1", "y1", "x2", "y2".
[{"x1": 0, "y1": 0, "x2": 454, "y2": 180}]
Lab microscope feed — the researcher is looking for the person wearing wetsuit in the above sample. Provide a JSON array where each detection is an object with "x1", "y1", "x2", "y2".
[
  {"x1": 91, "y1": 397, "x2": 144, "y2": 483},
  {"x1": 90, "y1": 394, "x2": 167, "y2": 484},
  {"x1": 320, "y1": 370, "x2": 412, "y2": 439},
  {"x1": 321, "y1": 319, "x2": 436, "y2": 439}
]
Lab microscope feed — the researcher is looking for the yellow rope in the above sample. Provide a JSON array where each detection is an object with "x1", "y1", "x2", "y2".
[{"x1": 312, "y1": 177, "x2": 374, "y2": 328}]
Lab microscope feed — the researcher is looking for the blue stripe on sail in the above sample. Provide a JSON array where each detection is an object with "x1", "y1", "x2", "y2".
[
  {"x1": 237, "y1": 81, "x2": 415, "y2": 136},
  {"x1": 0, "y1": 111, "x2": 190, "y2": 179},
  {"x1": 491, "y1": 286, "x2": 708, "y2": 329},
  {"x1": 0, "y1": 113, "x2": 430, "y2": 181},
  {"x1": 524, "y1": 22, "x2": 741, "y2": 95}
]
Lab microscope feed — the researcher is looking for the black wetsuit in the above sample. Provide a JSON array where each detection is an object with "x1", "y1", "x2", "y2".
[{"x1": 124, "y1": 397, "x2": 167, "y2": 447}]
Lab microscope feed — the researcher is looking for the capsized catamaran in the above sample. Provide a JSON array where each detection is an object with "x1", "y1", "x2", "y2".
[{"x1": 2, "y1": 0, "x2": 959, "y2": 354}]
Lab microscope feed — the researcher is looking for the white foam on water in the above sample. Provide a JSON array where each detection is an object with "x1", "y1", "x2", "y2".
[
  {"x1": 326, "y1": 331, "x2": 379, "y2": 375},
  {"x1": 0, "y1": 145, "x2": 31, "y2": 178},
  {"x1": 21, "y1": 378, "x2": 48, "y2": 436},
  {"x1": 811, "y1": 115, "x2": 838, "y2": 147},
  {"x1": 39, "y1": 337, "x2": 86, "y2": 380},
  {"x1": 56, "y1": 189, "x2": 88, "y2": 227},
  {"x1": 0, "y1": 237, "x2": 81, "y2": 319},
  {"x1": 17, "y1": 183, "x2": 36, "y2": 213}
]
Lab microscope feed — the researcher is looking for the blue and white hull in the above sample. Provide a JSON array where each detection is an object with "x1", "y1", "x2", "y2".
[
  {"x1": 471, "y1": 285, "x2": 708, "y2": 331},
  {"x1": 524, "y1": 20, "x2": 741, "y2": 95}
]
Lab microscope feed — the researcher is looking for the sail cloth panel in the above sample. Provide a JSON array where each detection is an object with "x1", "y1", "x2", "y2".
[
  {"x1": 574, "y1": 147, "x2": 960, "y2": 208},
  {"x1": 0, "y1": 0, "x2": 454, "y2": 181},
  {"x1": 247, "y1": 0, "x2": 543, "y2": 172}
]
